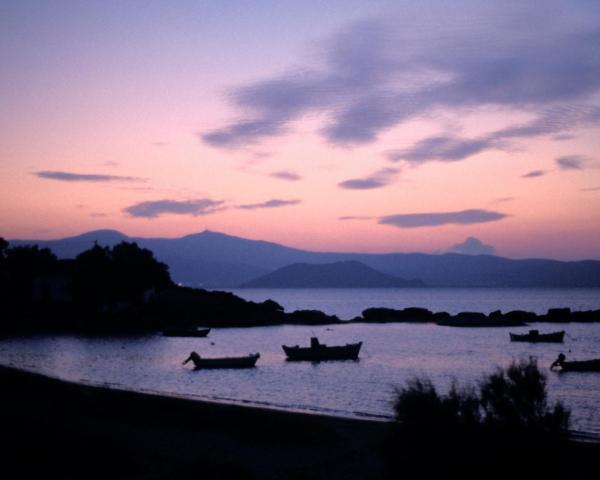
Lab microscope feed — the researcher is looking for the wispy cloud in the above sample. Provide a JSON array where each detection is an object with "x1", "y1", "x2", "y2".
[
  {"x1": 338, "y1": 215, "x2": 373, "y2": 221},
  {"x1": 201, "y1": 3, "x2": 600, "y2": 150},
  {"x1": 552, "y1": 133, "x2": 576, "y2": 141},
  {"x1": 237, "y1": 199, "x2": 301, "y2": 210},
  {"x1": 492, "y1": 196, "x2": 514, "y2": 203},
  {"x1": 34, "y1": 171, "x2": 143, "y2": 182},
  {"x1": 581, "y1": 186, "x2": 600, "y2": 192},
  {"x1": 270, "y1": 170, "x2": 302, "y2": 181},
  {"x1": 379, "y1": 209, "x2": 507, "y2": 228},
  {"x1": 450, "y1": 236, "x2": 495, "y2": 255},
  {"x1": 123, "y1": 199, "x2": 224, "y2": 218},
  {"x1": 556, "y1": 155, "x2": 586, "y2": 170},
  {"x1": 522, "y1": 170, "x2": 546, "y2": 178},
  {"x1": 388, "y1": 107, "x2": 600, "y2": 164},
  {"x1": 338, "y1": 167, "x2": 399, "y2": 190},
  {"x1": 387, "y1": 136, "x2": 496, "y2": 164}
]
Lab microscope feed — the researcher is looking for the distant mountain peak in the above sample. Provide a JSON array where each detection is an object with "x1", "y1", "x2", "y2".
[{"x1": 241, "y1": 260, "x2": 425, "y2": 288}]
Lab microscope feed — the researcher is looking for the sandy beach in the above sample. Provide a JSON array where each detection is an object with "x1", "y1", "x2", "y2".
[{"x1": 0, "y1": 365, "x2": 390, "y2": 479}]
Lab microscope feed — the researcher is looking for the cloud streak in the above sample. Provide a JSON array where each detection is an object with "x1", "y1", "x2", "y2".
[
  {"x1": 270, "y1": 170, "x2": 302, "y2": 181},
  {"x1": 556, "y1": 155, "x2": 586, "y2": 170},
  {"x1": 123, "y1": 199, "x2": 224, "y2": 218},
  {"x1": 338, "y1": 215, "x2": 373, "y2": 221},
  {"x1": 34, "y1": 171, "x2": 143, "y2": 182},
  {"x1": 522, "y1": 170, "x2": 546, "y2": 178},
  {"x1": 201, "y1": 3, "x2": 600, "y2": 150},
  {"x1": 338, "y1": 168, "x2": 399, "y2": 190},
  {"x1": 237, "y1": 199, "x2": 301, "y2": 210},
  {"x1": 379, "y1": 209, "x2": 507, "y2": 228}
]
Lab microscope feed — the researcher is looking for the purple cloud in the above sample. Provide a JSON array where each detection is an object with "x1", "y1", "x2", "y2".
[
  {"x1": 556, "y1": 155, "x2": 586, "y2": 170},
  {"x1": 270, "y1": 170, "x2": 302, "y2": 181},
  {"x1": 123, "y1": 199, "x2": 224, "y2": 218},
  {"x1": 201, "y1": 4, "x2": 600, "y2": 149},
  {"x1": 338, "y1": 167, "x2": 398, "y2": 190},
  {"x1": 338, "y1": 215, "x2": 373, "y2": 221},
  {"x1": 581, "y1": 186, "x2": 600, "y2": 192},
  {"x1": 379, "y1": 209, "x2": 507, "y2": 228},
  {"x1": 389, "y1": 106, "x2": 600, "y2": 164},
  {"x1": 522, "y1": 170, "x2": 546, "y2": 178},
  {"x1": 450, "y1": 236, "x2": 496, "y2": 255},
  {"x1": 237, "y1": 199, "x2": 301, "y2": 210},
  {"x1": 34, "y1": 171, "x2": 143, "y2": 182}
]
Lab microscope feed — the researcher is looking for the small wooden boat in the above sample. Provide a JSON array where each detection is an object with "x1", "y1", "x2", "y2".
[
  {"x1": 282, "y1": 337, "x2": 362, "y2": 361},
  {"x1": 162, "y1": 327, "x2": 210, "y2": 338},
  {"x1": 550, "y1": 354, "x2": 600, "y2": 372},
  {"x1": 183, "y1": 351, "x2": 259, "y2": 369},
  {"x1": 509, "y1": 329, "x2": 565, "y2": 343}
]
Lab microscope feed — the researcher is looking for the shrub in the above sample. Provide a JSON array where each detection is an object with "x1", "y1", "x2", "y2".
[{"x1": 385, "y1": 358, "x2": 570, "y2": 479}]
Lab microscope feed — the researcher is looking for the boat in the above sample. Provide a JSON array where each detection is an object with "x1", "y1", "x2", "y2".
[
  {"x1": 183, "y1": 351, "x2": 259, "y2": 369},
  {"x1": 509, "y1": 329, "x2": 565, "y2": 343},
  {"x1": 550, "y1": 354, "x2": 600, "y2": 372},
  {"x1": 282, "y1": 337, "x2": 362, "y2": 361},
  {"x1": 162, "y1": 327, "x2": 210, "y2": 338}
]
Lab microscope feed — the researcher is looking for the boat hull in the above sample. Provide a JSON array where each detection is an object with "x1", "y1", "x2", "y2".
[
  {"x1": 191, "y1": 353, "x2": 260, "y2": 369},
  {"x1": 509, "y1": 331, "x2": 564, "y2": 343},
  {"x1": 559, "y1": 359, "x2": 600, "y2": 372},
  {"x1": 282, "y1": 342, "x2": 362, "y2": 361}
]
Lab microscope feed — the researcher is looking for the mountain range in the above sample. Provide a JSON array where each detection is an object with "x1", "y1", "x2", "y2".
[{"x1": 9, "y1": 229, "x2": 600, "y2": 288}]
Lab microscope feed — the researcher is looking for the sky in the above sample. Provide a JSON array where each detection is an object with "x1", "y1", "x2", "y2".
[{"x1": 1, "y1": 0, "x2": 600, "y2": 260}]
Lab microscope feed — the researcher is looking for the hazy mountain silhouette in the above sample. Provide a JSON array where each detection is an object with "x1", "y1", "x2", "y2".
[
  {"x1": 10, "y1": 229, "x2": 600, "y2": 287},
  {"x1": 241, "y1": 261, "x2": 425, "y2": 288}
]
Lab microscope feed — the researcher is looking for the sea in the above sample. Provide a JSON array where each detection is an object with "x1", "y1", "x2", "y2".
[{"x1": 1, "y1": 288, "x2": 599, "y2": 437}]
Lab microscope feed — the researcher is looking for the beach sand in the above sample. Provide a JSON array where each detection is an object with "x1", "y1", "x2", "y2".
[{"x1": 0, "y1": 365, "x2": 390, "y2": 479}]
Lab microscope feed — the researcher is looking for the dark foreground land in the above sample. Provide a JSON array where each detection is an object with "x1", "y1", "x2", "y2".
[
  {"x1": 0, "y1": 366, "x2": 388, "y2": 480},
  {"x1": 1, "y1": 365, "x2": 598, "y2": 480}
]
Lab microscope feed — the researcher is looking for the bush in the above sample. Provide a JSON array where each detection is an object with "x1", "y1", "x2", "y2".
[{"x1": 385, "y1": 358, "x2": 570, "y2": 479}]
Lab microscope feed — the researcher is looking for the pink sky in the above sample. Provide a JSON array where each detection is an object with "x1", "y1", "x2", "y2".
[{"x1": 1, "y1": 1, "x2": 600, "y2": 260}]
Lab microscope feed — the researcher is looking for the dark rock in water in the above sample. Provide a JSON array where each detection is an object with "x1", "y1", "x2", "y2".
[
  {"x1": 285, "y1": 309, "x2": 341, "y2": 325},
  {"x1": 401, "y1": 307, "x2": 434, "y2": 321},
  {"x1": 438, "y1": 311, "x2": 527, "y2": 327},
  {"x1": 361, "y1": 307, "x2": 433, "y2": 323},
  {"x1": 433, "y1": 311, "x2": 451, "y2": 321},
  {"x1": 570, "y1": 310, "x2": 600, "y2": 322},
  {"x1": 504, "y1": 310, "x2": 539, "y2": 323},
  {"x1": 546, "y1": 308, "x2": 572, "y2": 322}
]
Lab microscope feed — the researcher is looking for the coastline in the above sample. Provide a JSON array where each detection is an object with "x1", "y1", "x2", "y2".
[{"x1": 0, "y1": 364, "x2": 390, "y2": 479}]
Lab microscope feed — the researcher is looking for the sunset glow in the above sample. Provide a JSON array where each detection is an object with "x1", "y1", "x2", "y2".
[{"x1": 2, "y1": 1, "x2": 600, "y2": 259}]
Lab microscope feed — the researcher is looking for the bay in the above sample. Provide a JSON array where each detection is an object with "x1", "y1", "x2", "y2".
[{"x1": 1, "y1": 288, "x2": 599, "y2": 437}]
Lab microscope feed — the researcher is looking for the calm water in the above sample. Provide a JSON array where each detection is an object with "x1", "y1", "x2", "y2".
[{"x1": 1, "y1": 288, "x2": 599, "y2": 436}]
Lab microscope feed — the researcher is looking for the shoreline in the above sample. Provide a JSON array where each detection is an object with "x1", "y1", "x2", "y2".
[
  {"x1": 2, "y1": 364, "x2": 599, "y2": 479},
  {"x1": 0, "y1": 364, "x2": 391, "y2": 479}
]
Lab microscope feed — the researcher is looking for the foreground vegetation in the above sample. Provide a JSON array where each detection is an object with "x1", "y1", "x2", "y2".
[{"x1": 385, "y1": 358, "x2": 576, "y2": 478}]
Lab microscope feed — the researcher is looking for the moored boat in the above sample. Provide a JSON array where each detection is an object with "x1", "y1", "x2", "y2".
[
  {"x1": 550, "y1": 353, "x2": 600, "y2": 372},
  {"x1": 282, "y1": 337, "x2": 362, "y2": 361},
  {"x1": 183, "y1": 351, "x2": 259, "y2": 369},
  {"x1": 162, "y1": 327, "x2": 210, "y2": 338},
  {"x1": 509, "y1": 329, "x2": 565, "y2": 343}
]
